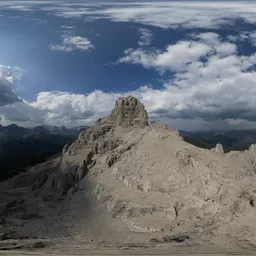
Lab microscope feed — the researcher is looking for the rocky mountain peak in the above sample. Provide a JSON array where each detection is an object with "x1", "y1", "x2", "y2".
[
  {"x1": 4, "y1": 96, "x2": 256, "y2": 252},
  {"x1": 109, "y1": 96, "x2": 148, "y2": 127}
]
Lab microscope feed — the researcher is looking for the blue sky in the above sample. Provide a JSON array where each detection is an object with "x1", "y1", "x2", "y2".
[{"x1": 2, "y1": 1, "x2": 256, "y2": 130}]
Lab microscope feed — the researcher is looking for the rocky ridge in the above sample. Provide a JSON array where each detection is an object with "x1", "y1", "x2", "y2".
[{"x1": 1, "y1": 96, "x2": 256, "y2": 252}]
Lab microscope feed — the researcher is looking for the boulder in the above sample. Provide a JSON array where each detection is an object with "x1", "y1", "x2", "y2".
[
  {"x1": 215, "y1": 143, "x2": 224, "y2": 153},
  {"x1": 249, "y1": 144, "x2": 256, "y2": 152}
]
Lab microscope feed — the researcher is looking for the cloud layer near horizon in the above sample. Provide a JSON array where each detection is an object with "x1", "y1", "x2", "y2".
[
  {"x1": 3, "y1": 1, "x2": 256, "y2": 29},
  {"x1": 2, "y1": 31, "x2": 256, "y2": 130},
  {"x1": 2, "y1": 1, "x2": 256, "y2": 29}
]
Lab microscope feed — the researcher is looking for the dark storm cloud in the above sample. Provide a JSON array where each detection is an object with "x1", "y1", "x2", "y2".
[{"x1": 0, "y1": 80, "x2": 22, "y2": 106}]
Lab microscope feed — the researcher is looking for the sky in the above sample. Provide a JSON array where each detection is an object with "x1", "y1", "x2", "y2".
[{"x1": 2, "y1": 1, "x2": 256, "y2": 130}]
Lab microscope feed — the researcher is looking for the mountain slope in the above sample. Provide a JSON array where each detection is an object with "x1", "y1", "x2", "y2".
[
  {"x1": 0, "y1": 125, "x2": 80, "y2": 181},
  {"x1": 1, "y1": 96, "x2": 256, "y2": 253}
]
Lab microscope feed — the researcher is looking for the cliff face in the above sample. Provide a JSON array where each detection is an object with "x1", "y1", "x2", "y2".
[
  {"x1": 47, "y1": 96, "x2": 150, "y2": 194},
  {"x1": 109, "y1": 96, "x2": 148, "y2": 127},
  {"x1": 1, "y1": 96, "x2": 256, "y2": 252}
]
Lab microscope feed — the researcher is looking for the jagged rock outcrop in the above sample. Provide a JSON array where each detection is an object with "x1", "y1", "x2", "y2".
[
  {"x1": 215, "y1": 143, "x2": 224, "y2": 153},
  {"x1": 62, "y1": 144, "x2": 69, "y2": 156},
  {"x1": 210, "y1": 143, "x2": 224, "y2": 154},
  {"x1": 1, "y1": 96, "x2": 256, "y2": 252},
  {"x1": 109, "y1": 96, "x2": 148, "y2": 127},
  {"x1": 249, "y1": 144, "x2": 256, "y2": 152},
  {"x1": 39, "y1": 96, "x2": 149, "y2": 194}
]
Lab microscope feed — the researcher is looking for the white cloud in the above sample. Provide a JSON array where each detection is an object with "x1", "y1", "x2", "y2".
[
  {"x1": 119, "y1": 35, "x2": 237, "y2": 72},
  {"x1": 23, "y1": 55, "x2": 256, "y2": 127},
  {"x1": 116, "y1": 33, "x2": 256, "y2": 125},
  {"x1": 6, "y1": 5, "x2": 33, "y2": 11},
  {"x1": 0, "y1": 90, "x2": 119, "y2": 127},
  {"x1": 4, "y1": 1, "x2": 256, "y2": 29},
  {"x1": 31, "y1": 90, "x2": 119, "y2": 124},
  {"x1": 138, "y1": 28, "x2": 153, "y2": 46},
  {"x1": 215, "y1": 42, "x2": 237, "y2": 57},
  {"x1": 152, "y1": 41, "x2": 212, "y2": 71},
  {"x1": 226, "y1": 32, "x2": 251, "y2": 43},
  {"x1": 0, "y1": 66, "x2": 11, "y2": 82},
  {"x1": 226, "y1": 35, "x2": 238, "y2": 42},
  {"x1": 86, "y1": 2, "x2": 256, "y2": 29},
  {"x1": 0, "y1": 101, "x2": 44, "y2": 123},
  {"x1": 193, "y1": 32, "x2": 236, "y2": 56},
  {"x1": 2, "y1": 1, "x2": 256, "y2": 31},
  {"x1": 195, "y1": 32, "x2": 220, "y2": 45},
  {"x1": 247, "y1": 31, "x2": 256, "y2": 47},
  {"x1": 3, "y1": 33, "x2": 256, "y2": 130},
  {"x1": 51, "y1": 36, "x2": 94, "y2": 52},
  {"x1": 0, "y1": 65, "x2": 23, "y2": 106},
  {"x1": 2, "y1": 2, "x2": 256, "y2": 130}
]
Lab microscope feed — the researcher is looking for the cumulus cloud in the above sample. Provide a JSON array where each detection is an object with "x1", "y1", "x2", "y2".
[
  {"x1": 0, "y1": 65, "x2": 23, "y2": 83},
  {"x1": 195, "y1": 32, "x2": 220, "y2": 45},
  {"x1": 2, "y1": 1, "x2": 256, "y2": 130},
  {"x1": 31, "y1": 90, "x2": 120, "y2": 124},
  {"x1": 51, "y1": 36, "x2": 94, "y2": 52},
  {"x1": 0, "y1": 66, "x2": 23, "y2": 106},
  {"x1": 0, "y1": 101, "x2": 44, "y2": 123},
  {"x1": 2, "y1": 33, "x2": 256, "y2": 130},
  {"x1": 115, "y1": 33, "x2": 256, "y2": 125},
  {"x1": 119, "y1": 35, "x2": 237, "y2": 72},
  {"x1": 15, "y1": 54, "x2": 256, "y2": 127},
  {"x1": 0, "y1": 81, "x2": 21, "y2": 106},
  {"x1": 226, "y1": 32, "x2": 252, "y2": 44},
  {"x1": 139, "y1": 54, "x2": 256, "y2": 122},
  {"x1": 0, "y1": 65, "x2": 13, "y2": 83},
  {"x1": 247, "y1": 31, "x2": 256, "y2": 47},
  {"x1": 119, "y1": 42, "x2": 211, "y2": 72},
  {"x1": 0, "y1": 66, "x2": 35, "y2": 122},
  {"x1": 138, "y1": 28, "x2": 153, "y2": 46},
  {"x1": 13, "y1": 38, "x2": 256, "y2": 125},
  {"x1": 0, "y1": 90, "x2": 118, "y2": 127}
]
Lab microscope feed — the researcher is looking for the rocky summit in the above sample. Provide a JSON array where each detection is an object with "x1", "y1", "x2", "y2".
[
  {"x1": 109, "y1": 96, "x2": 148, "y2": 127},
  {"x1": 1, "y1": 96, "x2": 256, "y2": 253}
]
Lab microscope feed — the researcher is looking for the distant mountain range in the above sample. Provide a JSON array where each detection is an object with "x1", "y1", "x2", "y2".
[
  {"x1": 0, "y1": 124, "x2": 89, "y2": 139},
  {"x1": 3, "y1": 124, "x2": 256, "y2": 182},
  {"x1": 179, "y1": 129, "x2": 256, "y2": 152},
  {"x1": 0, "y1": 124, "x2": 89, "y2": 181}
]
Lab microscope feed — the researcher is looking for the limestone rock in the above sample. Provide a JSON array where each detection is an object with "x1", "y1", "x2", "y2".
[
  {"x1": 49, "y1": 158, "x2": 89, "y2": 194},
  {"x1": 62, "y1": 144, "x2": 69, "y2": 156},
  {"x1": 215, "y1": 143, "x2": 224, "y2": 153},
  {"x1": 109, "y1": 96, "x2": 148, "y2": 127},
  {"x1": 249, "y1": 144, "x2": 256, "y2": 152}
]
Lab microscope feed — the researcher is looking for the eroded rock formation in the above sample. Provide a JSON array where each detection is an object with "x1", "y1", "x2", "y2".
[
  {"x1": 1, "y1": 96, "x2": 256, "y2": 252},
  {"x1": 109, "y1": 96, "x2": 148, "y2": 127},
  {"x1": 215, "y1": 143, "x2": 224, "y2": 153}
]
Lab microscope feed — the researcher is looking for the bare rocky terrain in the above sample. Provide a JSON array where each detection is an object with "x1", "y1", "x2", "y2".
[{"x1": 1, "y1": 96, "x2": 256, "y2": 254}]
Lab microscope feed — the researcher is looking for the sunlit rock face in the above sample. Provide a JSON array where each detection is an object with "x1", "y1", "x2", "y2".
[
  {"x1": 249, "y1": 144, "x2": 256, "y2": 152},
  {"x1": 48, "y1": 96, "x2": 149, "y2": 194},
  {"x1": 215, "y1": 143, "x2": 224, "y2": 153},
  {"x1": 109, "y1": 96, "x2": 148, "y2": 128}
]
